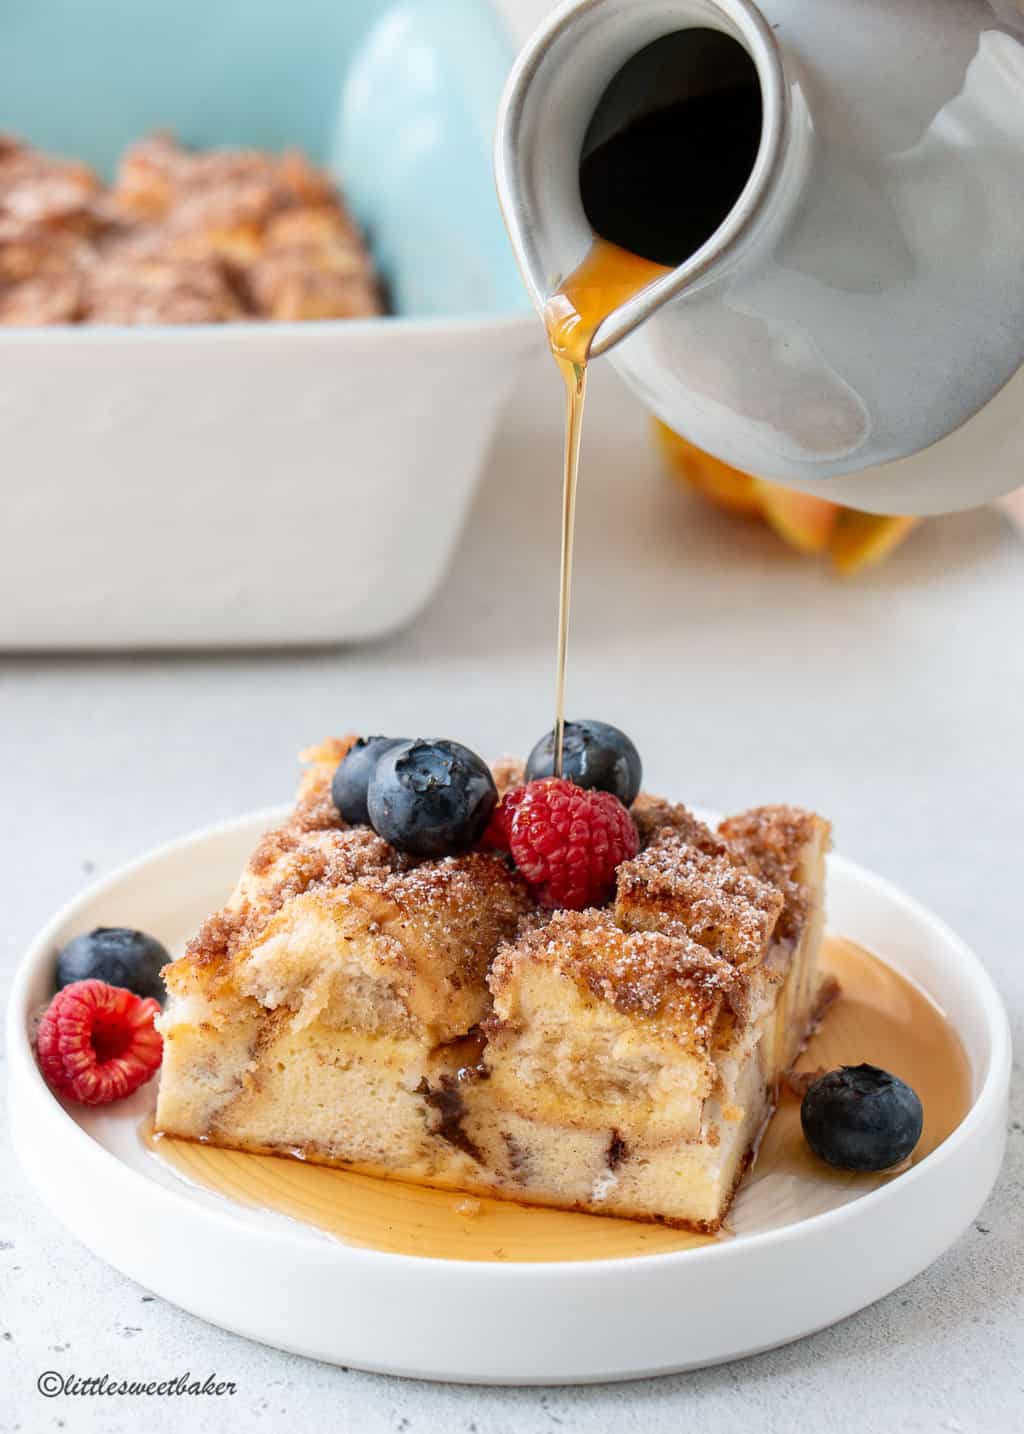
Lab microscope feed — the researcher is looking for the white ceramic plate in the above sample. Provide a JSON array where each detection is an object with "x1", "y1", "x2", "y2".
[{"x1": 8, "y1": 808, "x2": 1010, "y2": 1384}]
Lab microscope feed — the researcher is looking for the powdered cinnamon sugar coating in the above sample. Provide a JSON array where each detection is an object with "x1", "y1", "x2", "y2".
[
  {"x1": 0, "y1": 216, "x2": 93, "y2": 285},
  {"x1": 490, "y1": 755, "x2": 526, "y2": 798},
  {"x1": 0, "y1": 132, "x2": 382, "y2": 326},
  {"x1": 489, "y1": 908, "x2": 741, "y2": 1046},
  {"x1": 0, "y1": 135, "x2": 99, "y2": 227},
  {"x1": 719, "y1": 806, "x2": 829, "y2": 942},
  {"x1": 230, "y1": 847, "x2": 532, "y2": 1041},
  {"x1": 244, "y1": 206, "x2": 378, "y2": 321},
  {"x1": 109, "y1": 135, "x2": 338, "y2": 225},
  {"x1": 178, "y1": 825, "x2": 397, "y2": 975},
  {"x1": 169, "y1": 729, "x2": 530, "y2": 1001},
  {"x1": 0, "y1": 137, "x2": 102, "y2": 323},
  {"x1": 349, "y1": 853, "x2": 533, "y2": 962},
  {"x1": 169, "y1": 736, "x2": 360, "y2": 979},
  {"x1": 247, "y1": 823, "x2": 394, "y2": 885},
  {"x1": 630, "y1": 794, "x2": 730, "y2": 855},
  {"x1": 0, "y1": 270, "x2": 82, "y2": 324},
  {"x1": 167, "y1": 736, "x2": 825, "y2": 1056},
  {"x1": 290, "y1": 736, "x2": 356, "y2": 832},
  {"x1": 83, "y1": 252, "x2": 245, "y2": 324},
  {"x1": 615, "y1": 829, "x2": 784, "y2": 970}
]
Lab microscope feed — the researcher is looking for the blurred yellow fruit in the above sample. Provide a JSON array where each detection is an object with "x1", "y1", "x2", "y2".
[
  {"x1": 752, "y1": 479, "x2": 838, "y2": 554},
  {"x1": 652, "y1": 421, "x2": 761, "y2": 516},
  {"x1": 654, "y1": 420, "x2": 917, "y2": 574},
  {"x1": 830, "y1": 511, "x2": 918, "y2": 575}
]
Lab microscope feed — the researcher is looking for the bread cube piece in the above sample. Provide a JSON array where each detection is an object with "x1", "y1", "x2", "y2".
[
  {"x1": 482, "y1": 909, "x2": 742, "y2": 1140},
  {"x1": 719, "y1": 804, "x2": 831, "y2": 946},
  {"x1": 629, "y1": 794, "x2": 730, "y2": 854},
  {"x1": 450, "y1": 908, "x2": 763, "y2": 1229},
  {"x1": 451, "y1": 807, "x2": 833, "y2": 1229},
  {"x1": 718, "y1": 805, "x2": 833, "y2": 1072},
  {"x1": 615, "y1": 826, "x2": 784, "y2": 973},
  {"x1": 156, "y1": 738, "x2": 532, "y2": 1174}
]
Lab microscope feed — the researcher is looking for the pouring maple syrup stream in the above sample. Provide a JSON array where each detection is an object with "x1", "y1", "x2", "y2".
[
  {"x1": 539, "y1": 47, "x2": 763, "y2": 771},
  {"x1": 543, "y1": 242, "x2": 669, "y2": 773}
]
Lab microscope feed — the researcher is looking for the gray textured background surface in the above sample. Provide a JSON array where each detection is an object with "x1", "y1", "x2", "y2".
[{"x1": 3, "y1": 355, "x2": 1022, "y2": 1432}]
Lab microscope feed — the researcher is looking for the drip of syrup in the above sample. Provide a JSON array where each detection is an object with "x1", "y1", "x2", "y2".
[
  {"x1": 142, "y1": 938, "x2": 972, "y2": 1263},
  {"x1": 542, "y1": 241, "x2": 669, "y2": 772},
  {"x1": 539, "y1": 47, "x2": 762, "y2": 773}
]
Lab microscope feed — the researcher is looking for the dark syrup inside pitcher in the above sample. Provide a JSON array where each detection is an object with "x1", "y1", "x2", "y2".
[{"x1": 579, "y1": 28, "x2": 763, "y2": 267}]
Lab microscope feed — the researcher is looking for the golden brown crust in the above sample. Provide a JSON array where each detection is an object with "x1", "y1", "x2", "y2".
[
  {"x1": 168, "y1": 825, "x2": 396, "y2": 979},
  {"x1": 489, "y1": 907, "x2": 741, "y2": 1047},
  {"x1": 490, "y1": 755, "x2": 526, "y2": 798},
  {"x1": 231, "y1": 851, "x2": 531, "y2": 1040},
  {"x1": 0, "y1": 132, "x2": 383, "y2": 326},
  {"x1": 0, "y1": 136, "x2": 102, "y2": 324},
  {"x1": 245, "y1": 205, "x2": 380, "y2": 321},
  {"x1": 167, "y1": 741, "x2": 825, "y2": 1058},
  {"x1": 718, "y1": 805, "x2": 821, "y2": 876},
  {"x1": 0, "y1": 270, "x2": 83, "y2": 324},
  {"x1": 83, "y1": 253, "x2": 246, "y2": 324},
  {"x1": 341, "y1": 854, "x2": 535, "y2": 994},
  {"x1": 615, "y1": 830, "x2": 783, "y2": 971},
  {"x1": 630, "y1": 795, "x2": 729, "y2": 856},
  {"x1": 164, "y1": 732, "x2": 532, "y2": 1038},
  {"x1": 291, "y1": 735, "x2": 357, "y2": 831},
  {"x1": 719, "y1": 806, "x2": 831, "y2": 943},
  {"x1": 0, "y1": 135, "x2": 100, "y2": 227}
]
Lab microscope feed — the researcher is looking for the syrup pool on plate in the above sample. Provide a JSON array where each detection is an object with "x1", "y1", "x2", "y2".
[{"x1": 141, "y1": 937, "x2": 971, "y2": 1263}]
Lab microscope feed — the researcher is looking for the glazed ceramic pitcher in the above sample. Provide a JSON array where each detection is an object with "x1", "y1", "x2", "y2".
[{"x1": 495, "y1": 0, "x2": 1024, "y2": 514}]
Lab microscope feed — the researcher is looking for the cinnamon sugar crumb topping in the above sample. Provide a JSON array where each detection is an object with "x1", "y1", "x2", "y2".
[
  {"x1": 181, "y1": 825, "x2": 396, "y2": 971},
  {"x1": 719, "y1": 806, "x2": 829, "y2": 942},
  {"x1": 361, "y1": 852, "x2": 525, "y2": 908},
  {"x1": 630, "y1": 795, "x2": 729, "y2": 856},
  {"x1": 291, "y1": 735, "x2": 357, "y2": 832},
  {"x1": 490, "y1": 755, "x2": 526, "y2": 797},
  {"x1": 490, "y1": 908, "x2": 740, "y2": 1045},
  {"x1": 248, "y1": 824, "x2": 394, "y2": 885},
  {"x1": 0, "y1": 133, "x2": 383, "y2": 327},
  {"x1": 168, "y1": 740, "x2": 827, "y2": 1055},
  {"x1": 615, "y1": 830, "x2": 783, "y2": 969}
]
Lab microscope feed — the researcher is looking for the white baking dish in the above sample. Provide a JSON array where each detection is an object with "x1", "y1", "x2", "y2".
[{"x1": 0, "y1": 0, "x2": 538, "y2": 647}]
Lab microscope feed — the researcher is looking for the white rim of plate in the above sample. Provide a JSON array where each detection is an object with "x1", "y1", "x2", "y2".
[{"x1": 8, "y1": 805, "x2": 1012, "y2": 1279}]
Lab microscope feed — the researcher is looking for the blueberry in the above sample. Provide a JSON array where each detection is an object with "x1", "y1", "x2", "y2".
[
  {"x1": 56, "y1": 927, "x2": 169, "y2": 1004},
  {"x1": 801, "y1": 1064, "x2": 923, "y2": 1171},
  {"x1": 332, "y1": 736, "x2": 408, "y2": 825},
  {"x1": 367, "y1": 739, "x2": 497, "y2": 856},
  {"x1": 526, "y1": 719, "x2": 642, "y2": 806}
]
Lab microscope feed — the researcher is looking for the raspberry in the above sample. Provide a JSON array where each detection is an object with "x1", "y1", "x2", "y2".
[
  {"x1": 480, "y1": 784, "x2": 527, "y2": 852},
  {"x1": 504, "y1": 777, "x2": 639, "y2": 909},
  {"x1": 36, "y1": 980, "x2": 162, "y2": 1105}
]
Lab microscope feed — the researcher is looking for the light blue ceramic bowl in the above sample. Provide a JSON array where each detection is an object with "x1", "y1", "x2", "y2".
[
  {"x1": 0, "y1": 0, "x2": 540, "y2": 649},
  {"x1": 3, "y1": 0, "x2": 527, "y2": 320}
]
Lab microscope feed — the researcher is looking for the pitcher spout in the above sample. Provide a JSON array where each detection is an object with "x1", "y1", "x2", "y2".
[
  {"x1": 494, "y1": 0, "x2": 1024, "y2": 506},
  {"x1": 495, "y1": 0, "x2": 795, "y2": 358}
]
